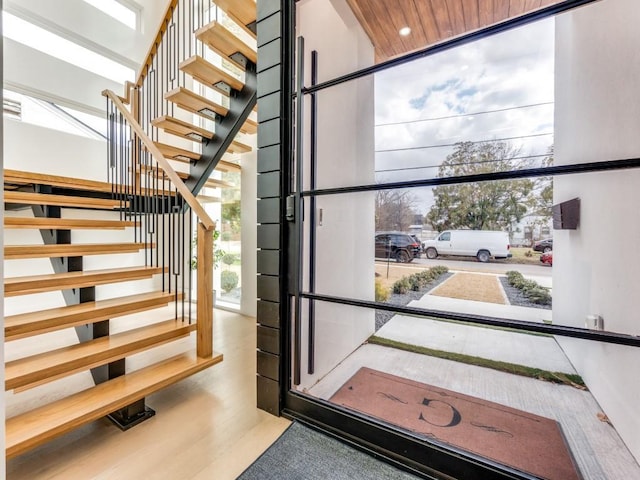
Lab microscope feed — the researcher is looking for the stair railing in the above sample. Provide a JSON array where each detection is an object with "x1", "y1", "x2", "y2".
[
  {"x1": 104, "y1": 89, "x2": 214, "y2": 358},
  {"x1": 119, "y1": 0, "x2": 255, "y2": 196}
]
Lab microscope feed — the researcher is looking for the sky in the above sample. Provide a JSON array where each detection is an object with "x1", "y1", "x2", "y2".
[{"x1": 373, "y1": 16, "x2": 555, "y2": 214}]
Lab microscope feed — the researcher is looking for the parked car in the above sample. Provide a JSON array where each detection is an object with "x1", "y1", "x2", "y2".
[
  {"x1": 533, "y1": 238, "x2": 553, "y2": 253},
  {"x1": 423, "y1": 230, "x2": 512, "y2": 263},
  {"x1": 375, "y1": 232, "x2": 420, "y2": 263},
  {"x1": 540, "y1": 251, "x2": 553, "y2": 266},
  {"x1": 409, "y1": 234, "x2": 425, "y2": 257}
]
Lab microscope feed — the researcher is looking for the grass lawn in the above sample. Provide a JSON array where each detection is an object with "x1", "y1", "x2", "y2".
[{"x1": 497, "y1": 247, "x2": 542, "y2": 265}]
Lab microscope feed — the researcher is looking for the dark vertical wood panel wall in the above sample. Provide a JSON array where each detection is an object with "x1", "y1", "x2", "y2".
[{"x1": 256, "y1": 0, "x2": 287, "y2": 416}]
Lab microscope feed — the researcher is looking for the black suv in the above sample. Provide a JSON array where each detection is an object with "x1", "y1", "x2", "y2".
[{"x1": 375, "y1": 232, "x2": 420, "y2": 263}]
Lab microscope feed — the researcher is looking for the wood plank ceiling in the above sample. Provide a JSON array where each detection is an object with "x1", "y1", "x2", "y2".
[{"x1": 346, "y1": 0, "x2": 565, "y2": 61}]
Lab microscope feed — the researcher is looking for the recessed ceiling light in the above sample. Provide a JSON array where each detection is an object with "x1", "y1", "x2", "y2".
[{"x1": 399, "y1": 27, "x2": 411, "y2": 36}]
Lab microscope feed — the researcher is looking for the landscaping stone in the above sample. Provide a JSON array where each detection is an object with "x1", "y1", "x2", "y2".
[{"x1": 375, "y1": 272, "x2": 453, "y2": 331}]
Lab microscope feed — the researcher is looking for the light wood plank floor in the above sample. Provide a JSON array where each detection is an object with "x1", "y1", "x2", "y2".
[{"x1": 6, "y1": 308, "x2": 290, "y2": 479}]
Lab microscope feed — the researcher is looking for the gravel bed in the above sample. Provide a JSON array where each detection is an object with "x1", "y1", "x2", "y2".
[
  {"x1": 499, "y1": 277, "x2": 552, "y2": 310},
  {"x1": 375, "y1": 272, "x2": 453, "y2": 331}
]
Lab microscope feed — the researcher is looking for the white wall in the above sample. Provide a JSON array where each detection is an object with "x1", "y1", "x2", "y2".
[
  {"x1": 4, "y1": 0, "x2": 171, "y2": 113},
  {"x1": 554, "y1": 0, "x2": 640, "y2": 462},
  {"x1": 296, "y1": 0, "x2": 375, "y2": 388},
  {"x1": 3, "y1": 120, "x2": 161, "y2": 317},
  {"x1": 241, "y1": 150, "x2": 257, "y2": 317}
]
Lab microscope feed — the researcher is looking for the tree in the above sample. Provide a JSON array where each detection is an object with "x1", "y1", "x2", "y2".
[
  {"x1": 427, "y1": 141, "x2": 551, "y2": 232},
  {"x1": 375, "y1": 190, "x2": 418, "y2": 231}
]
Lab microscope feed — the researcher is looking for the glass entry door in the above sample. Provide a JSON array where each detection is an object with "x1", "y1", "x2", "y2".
[{"x1": 280, "y1": 1, "x2": 640, "y2": 478}]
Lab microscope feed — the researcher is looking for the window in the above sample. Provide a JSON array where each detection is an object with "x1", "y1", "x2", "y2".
[
  {"x1": 81, "y1": 0, "x2": 138, "y2": 30},
  {"x1": 2, "y1": 12, "x2": 134, "y2": 84}
]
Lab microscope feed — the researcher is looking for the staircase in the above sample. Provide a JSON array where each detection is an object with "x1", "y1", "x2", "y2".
[{"x1": 4, "y1": 0, "x2": 257, "y2": 460}]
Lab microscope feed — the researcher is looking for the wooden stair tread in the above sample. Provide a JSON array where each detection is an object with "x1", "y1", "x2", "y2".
[
  {"x1": 204, "y1": 178, "x2": 235, "y2": 189},
  {"x1": 4, "y1": 170, "x2": 112, "y2": 194},
  {"x1": 5, "y1": 291, "x2": 180, "y2": 340},
  {"x1": 165, "y1": 87, "x2": 229, "y2": 120},
  {"x1": 196, "y1": 21, "x2": 257, "y2": 70},
  {"x1": 4, "y1": 217, "x2": 136, "y2": 230},
  {"x1": 179, "y1": 55, "x2": 244, "y2": 93},
  {"x1": 240, "y1": 117, "x2": 258, "y2": 135},
  {"x1": 215, "y1": 0, "x2": 257, "y2": 27},
  {"x1": 216, "y1": 160, "x2": 242, "y2": 173},
  {"x1": 6, "y1": 352, "x2": 223, "y2": 459},
  {"x1": 5, "y1": 191, "x2": 126, "y2": 210},
  {"x1": 228, "y1": 139, "x2": 252, "y2": 154},
  {"x1": 134, "y1": 166, "x2": 190, "y2": 180},
  {"x1": 152, "y1": 143, "x2": 200, "y2": 163},
  {"x1": 6, "y1": 319, "x2": 196, "y2": 391},
  {"x1": 5, "y1": 243, "x2": 150, "y2": 260},
  {"x1": 4, "y1": 266, "x2": 167, "y2": 297},
  {"x1": 151, "y1": 115, "x2": 213, "y2": 142},
  {"x1": 196, "y1": 195, "x2": 222, "y2": 203}
]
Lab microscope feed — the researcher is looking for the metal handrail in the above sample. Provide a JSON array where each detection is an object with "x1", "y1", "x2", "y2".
[{"x1": 103, "y1": 89, "x2": 215, "y2": 230}]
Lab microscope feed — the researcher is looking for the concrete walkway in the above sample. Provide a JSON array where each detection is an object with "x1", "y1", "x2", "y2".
[
  {"x1": 412, "y1": 293, "x2": 552, "y2": 323},
  {"x1": 376, "y1": 314, "x2": 576, "y2": 373}
]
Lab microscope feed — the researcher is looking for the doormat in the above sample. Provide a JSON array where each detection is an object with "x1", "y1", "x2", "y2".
[
  {"x1": 330, "y1": 367, "x2": 581, "y2": 480},
  {"x1": 237, "y1": 422, "x2": 420, "y2": 480}
]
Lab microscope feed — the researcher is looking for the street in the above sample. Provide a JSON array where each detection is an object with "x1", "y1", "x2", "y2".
[{"x1": 376, "y1": 256, "x2": 552, "y2": 278}]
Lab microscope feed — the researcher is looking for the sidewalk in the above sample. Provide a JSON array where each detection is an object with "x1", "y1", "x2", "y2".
[
  {"x1": 411, "y1": 292, "x2": 552, "y2": 323},
  {"x1": 376, "y1": 312, "x2": 574, "y2": 373}
]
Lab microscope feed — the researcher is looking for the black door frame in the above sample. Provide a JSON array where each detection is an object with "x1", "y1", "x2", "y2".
[{"x1": 255, "y1": 0, "x2": 634, "y2": 478}]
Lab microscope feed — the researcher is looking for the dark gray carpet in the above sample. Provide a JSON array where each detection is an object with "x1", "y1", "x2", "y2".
[{"x1": 237, "y1": 422, "x2": 421, "y2": 480}]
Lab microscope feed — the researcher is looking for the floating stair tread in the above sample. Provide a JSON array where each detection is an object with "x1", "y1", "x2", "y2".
[
  {"x1": 196, "y1": 195, "x2": 222, "y2": 203},
  {"x1": 179, "y1": 55, "x2": 244, "y2": 92},
  {"x1": 134, "y1": 166, "x2": 189, "y2": 180},
  {"x1": 4, "y1": 191, "x2": 126, "y2": 210},
  {"x1": 214, "y1": 0, "x2": 257, "y2": 27},
  {"x1": 5, "y1": 243, "x2": 150, "y2": 260},
  {"x1": 204, "y1": 178, "x2": 235, "y2": 189},
  {"x1": 4, "y1": 217, "x2": 137, "y2": 230},
  {"x1": 165, "y1": 87, "x2": 229, "y2": 119},
  {"x1": 6, "y1": 352, "x2": 223, "y2": 459},
  {"x1": 228, "y1": 139, "x2": 252, "y2": 154},
  {"x1": 6, "y1": 319, "x2": 196, "y2": 391},
  {"x1": 240, "y1": 117, "x2": 258, "y2": 135},
  {"x1": 5, "y1": 291, "x2": 180, "y2": 340},
  {"x1": 151, "y1": 116, "x2": 213, "y2": 141},
  {"x1": 195, "y1": 21, "x2": 257, "y2": 68},
  {"x1": 4, "y1": 170, "x2": 112, "y2": 194},
  {"x1": 216, "y1": 160, "x2": 242, "y2": 173},
  {"x1": 4, "y1": 266, "x2": 167, "y2": 297},
  {"x1": 152, "y1": 143, "x2": 200, "y2": 163}
]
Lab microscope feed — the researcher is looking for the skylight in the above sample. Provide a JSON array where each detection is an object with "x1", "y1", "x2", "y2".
[
  {"x1": 81, "y1": 0, "x2": 137, "y2": 30},
  {"x1": 2, "y1": 12, "x2": 134, "y2": 84}
]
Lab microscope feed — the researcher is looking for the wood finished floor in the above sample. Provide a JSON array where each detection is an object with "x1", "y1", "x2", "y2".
[{"x1": 5, "y1": 308, "x2": 290, "y2": 479}]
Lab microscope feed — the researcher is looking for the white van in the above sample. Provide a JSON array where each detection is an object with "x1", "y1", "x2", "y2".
[{"x1": 423, "y1": 230, "x2": 512, "y2": 263}]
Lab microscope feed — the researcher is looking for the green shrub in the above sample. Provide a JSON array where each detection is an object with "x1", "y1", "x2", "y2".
[
  {"x1": 375, "y1": 279, "x2": 390, "y2": 302},
  {"x1": 527, "y1": 287, "x2": 552, "y2": 305},
  {"x1": 430, "y1": 265, "x2": 449, "y2": 277},
  {"x1": 408, "y1": 273, "x2": 426, "y2": 291},
  {"x1": 506, "y1": 270, "x2": 524, "y2": 285},
  {"x1": 221, "y1": 232, "x2": 232, "y2": 242},
  {"x1": 221, "y1": 270, "x2": 238, "y2": 293},
  {"x1": 418, "y1": 270, "x2": 434, "y2": 283},
  {"x1": 392, "y1": 277, "x2": 410, "y2": 294},
  {"x1": 222, "y1": 253, "x2": 237, "y2": 266},
  {"x1": 505, "y1": 271, "x2": 552, "y2": 305}
]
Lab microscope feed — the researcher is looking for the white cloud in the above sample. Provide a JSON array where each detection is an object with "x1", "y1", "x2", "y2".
[{"x1": 373, "y1": 17, "x2": 556, "y2": 212}]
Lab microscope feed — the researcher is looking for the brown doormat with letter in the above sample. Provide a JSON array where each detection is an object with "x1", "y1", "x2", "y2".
[{"x1": 330, "y1": 367, "x2": 581, "y2": 480}]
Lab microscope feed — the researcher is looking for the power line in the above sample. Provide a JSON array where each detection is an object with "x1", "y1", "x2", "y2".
[
  {"x1": 375, "y1": 101, "x2": 554, "y2": 127},
  {"x1": 375, "y1": 153, "x2": 550, "y2": 173},
  {"x1": 375, "y1": 132, "x2": 553, "y2": 153}
]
